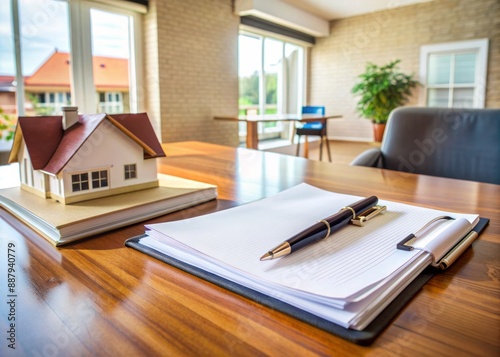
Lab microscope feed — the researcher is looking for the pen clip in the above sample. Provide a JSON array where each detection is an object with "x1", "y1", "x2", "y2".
[{"x1": 351, "y1": 205, "x2": 386, "y2": 227}]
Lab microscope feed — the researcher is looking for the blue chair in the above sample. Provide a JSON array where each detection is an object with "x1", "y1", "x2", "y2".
[{"x1": 296, "y1": 106, "x2": 331, "y2": 161}]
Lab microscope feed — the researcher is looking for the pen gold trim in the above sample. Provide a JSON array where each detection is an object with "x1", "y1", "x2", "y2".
[
  {"x1": 351, "y1": 205, "x2": 386, "y2": 227},
  {"x1": 438, "y1": 231, "x2": 478, "y2": 270},
  {"x1": 260, "y1": 197, "x2": 383, "y2": 261}
]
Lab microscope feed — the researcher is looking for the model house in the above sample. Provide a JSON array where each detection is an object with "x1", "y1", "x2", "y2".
[{"x1": 8, "y1": 107, "x2": 165, "y2": 204}]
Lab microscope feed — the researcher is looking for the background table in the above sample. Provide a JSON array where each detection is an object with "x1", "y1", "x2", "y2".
[
  {"x1": 0, "y1": 141, "x2": 498, "y2": 356},
  {"x1": 214, "y1": 113, "x2": 342, "y2": 151}
]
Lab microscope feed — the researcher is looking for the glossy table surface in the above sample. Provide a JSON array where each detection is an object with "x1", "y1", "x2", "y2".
[
  {"x1": 214, "y1": 114, "x2": 342, "y2": 150},
  {"x1": 213, "y1": 113, "x2": 343, "y2": 122},
  {"x1": 0, "y1": 141, "x2": 498, "y2": 356}
]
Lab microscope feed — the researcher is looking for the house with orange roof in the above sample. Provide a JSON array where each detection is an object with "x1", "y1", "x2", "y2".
[
  {"x1": 8, "y1": 107, "x2": 165, "y2": 204},
  {"x1": 0, "y1": 75, "x2": 17, "y2": 114},
  {"x1": 0, "y1": 51, "x2": 129, "y2": 116}
]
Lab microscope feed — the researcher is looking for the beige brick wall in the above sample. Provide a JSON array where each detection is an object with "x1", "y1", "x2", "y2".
[
  {"x1": 144, "y1": 0, "x2": 240, "y2": 146},
  {"x1": 142, "y1": 0, "x2": 161, "y2": 137},
  {"x1": 310, "y1": 0, "x2": 500, "y2": 139}
]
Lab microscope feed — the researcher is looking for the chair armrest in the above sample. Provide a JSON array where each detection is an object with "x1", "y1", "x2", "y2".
[{"x1": 350, "y1": 148, "x2": 383, "y2": 167}]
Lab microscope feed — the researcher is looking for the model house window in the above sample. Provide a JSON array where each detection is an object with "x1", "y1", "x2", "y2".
[
  {"x1": 72, "y1": 173, "x2": 89, "y2": 192},
  {"x1": 91, "y1": 170, "x2": 108, "y2": 189},
  {"x1": 124, "y1": 164, "x2": 137, "y2": 180},
  {"x1": 420, "y1": 39, "x2": 488, "y2": 108}
]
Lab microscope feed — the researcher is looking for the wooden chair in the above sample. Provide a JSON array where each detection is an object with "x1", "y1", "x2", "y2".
[{"x1": 295, "y1": 106, "x2": 331, "y2": 162}]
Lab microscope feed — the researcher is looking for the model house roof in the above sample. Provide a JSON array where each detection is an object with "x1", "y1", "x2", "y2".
[
  {"x1": 24, "y1": 51, "x2": 129, "y2": 90},
  {"x1": 9, "y1": 112, "x2": 165, "y2": 175}
]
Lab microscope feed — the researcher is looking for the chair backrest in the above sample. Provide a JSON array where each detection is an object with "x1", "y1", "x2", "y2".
[
  {"x1": 380, "y1": 107, "x2": 500, "y2": 185},
  {"x1": 302, "y1": 106, "x2": 325, "y2": 115}
]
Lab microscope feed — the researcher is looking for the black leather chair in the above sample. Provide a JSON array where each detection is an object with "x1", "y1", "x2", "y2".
[
  {"x1": 350, "y1": 107, "x2": 500, "y2": 185},
  {"x1": 296, "y1": 106, "x2": 331, "y2": 162}
]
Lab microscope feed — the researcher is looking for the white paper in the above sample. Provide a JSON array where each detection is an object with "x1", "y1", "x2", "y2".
[{"x1": 142, "y1": 183, "x2": 479, "y2": 329}]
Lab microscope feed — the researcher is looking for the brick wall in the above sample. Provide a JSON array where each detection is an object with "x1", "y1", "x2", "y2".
[
  {"x1": 142, "y1": 0, "x2": 161, "y2": 137},
  {"x1": 144, "y1": 0, "x2": 240, "y2": 146},
  {"x1": 310, "y1": 0, "x2": 500, "y2": 140}
]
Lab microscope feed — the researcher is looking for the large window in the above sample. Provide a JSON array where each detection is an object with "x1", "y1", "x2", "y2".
[
  {"x1": 90, "y1": 7, "x2": 132, "y2": 114},
  {"x1": 238, "y1": 32, "x2": 305, "y2": 143},
  {"x1": 2, "y1": 0, "x2": 144, "y2": 118},
  {"x1": 419, "y1": 39, "x2": 488, "y2": 108}
]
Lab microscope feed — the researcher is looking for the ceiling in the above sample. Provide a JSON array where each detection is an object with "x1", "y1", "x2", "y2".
[{"x1": 279, "y1": 0, "x2": 433, "y2": 20}]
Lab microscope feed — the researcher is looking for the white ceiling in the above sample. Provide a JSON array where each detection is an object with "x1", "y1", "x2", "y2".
[{"x1": 280, "y1": 0, "x2": 433, "y2": 20}]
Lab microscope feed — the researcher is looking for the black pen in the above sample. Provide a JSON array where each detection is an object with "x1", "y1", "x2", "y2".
[{"x1": 259, "y1": 196, "x2": 379, "y2": 261}]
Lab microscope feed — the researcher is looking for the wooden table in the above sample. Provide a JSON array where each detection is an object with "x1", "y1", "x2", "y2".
[
  {"x1": 0, "y1": 141, "x2": 498, "y2": 356},
  {"x1": 214, "y1": 113, "x2": 342, "y2": 152}
]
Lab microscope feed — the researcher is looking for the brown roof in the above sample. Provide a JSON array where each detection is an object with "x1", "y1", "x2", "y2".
[
  {"x1": 16, "y1": 116, "x2": 64, "y2": 169},
  {"x1": 24, "y1": 51, "x2": 129, "y2": 90},
  {"x1": 10, "y1": 113, "x2": 165, "y2": 175}
]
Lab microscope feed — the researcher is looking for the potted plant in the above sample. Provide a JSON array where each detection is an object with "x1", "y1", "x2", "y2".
[
  {"x1": 0, "y1": 107, "x2": 16, "y2": 165},
  {"x1": 352, "y1": 59, "x2": 419, "y2": 141}
]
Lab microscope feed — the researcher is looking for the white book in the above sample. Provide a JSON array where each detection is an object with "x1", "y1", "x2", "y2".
[
  {"x1": 0, "y1": 174, "x2": 217, "y2": 245},
  {"x1": 136, "y1": 183, "x2": 479, "y2": 330}
]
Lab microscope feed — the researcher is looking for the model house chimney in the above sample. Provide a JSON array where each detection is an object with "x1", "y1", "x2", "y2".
[{"x1": 62, "y1": 106, "x2": 79, "y2": 130}]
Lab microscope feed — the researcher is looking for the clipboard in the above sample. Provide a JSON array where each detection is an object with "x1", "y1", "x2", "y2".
[{"x1": 126, "y1": 217, "x2": 489, "y2": 345}]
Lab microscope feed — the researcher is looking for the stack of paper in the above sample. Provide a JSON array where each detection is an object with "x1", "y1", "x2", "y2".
[
  {"x1": 0, "y1": 174, "x2": 217, "y2": 245},
  {"x1": 138, "y1": 183, "x2": 479, "y2": 330}
]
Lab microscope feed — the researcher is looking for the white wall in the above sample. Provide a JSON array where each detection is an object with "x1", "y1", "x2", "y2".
[{"x1": 61, "y1": 120, "x2": 158, "y2": 198}]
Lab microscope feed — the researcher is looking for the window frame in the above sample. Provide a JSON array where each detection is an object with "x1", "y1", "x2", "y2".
[
  {"x1": 9, "y1": 0, "x2": 145, "y2": 116},
  {"x1": 124, "y1": 164, "x2": 137, "y2": 180},
  {"x1": 71, "y1": 172, "x2": 90, "y2": 192},
  {"x1": 419, "y1": 39, "x2": 489, "y2": 108},
  {"x1": 98, "y1": 91, "x2": 124, "y2": 113},
  {"x1": 91, "y1": 169, "x2": 108, "y2": 189},
  {"x1": 69, "y1": 0, "x2": 144, "y2": 113},
  {"x1": 238, "y1": 28, "x2": 308, "y2": 142},
  {"x1": 37, "y1": 91, "x2": 71, "y2": 113}
]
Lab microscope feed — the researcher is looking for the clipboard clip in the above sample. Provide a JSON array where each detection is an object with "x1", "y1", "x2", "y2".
[
  {"x1": 350, "y1": 205, "x2": 387, "y2": 227},
  {"x1": 396, "y1": 216, "x2": 455, "y2": 251}
]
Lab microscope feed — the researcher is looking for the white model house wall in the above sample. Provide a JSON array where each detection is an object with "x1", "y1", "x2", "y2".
[
  {"x1": 18, "y1": 144, "x2": 49, "y2": 197},
  {"x1": 58, "y1": 121, "x2": 158, "y2": 202}
]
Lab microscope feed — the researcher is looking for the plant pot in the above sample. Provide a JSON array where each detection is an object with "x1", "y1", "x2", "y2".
[{"x1": 373, "y1": 123, "x2": 386, "y2": 142}]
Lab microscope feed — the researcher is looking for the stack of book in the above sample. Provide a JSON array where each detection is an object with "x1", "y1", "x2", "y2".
[{"x1": 0, "y1": 174, "x2": 216, "y2": 245}]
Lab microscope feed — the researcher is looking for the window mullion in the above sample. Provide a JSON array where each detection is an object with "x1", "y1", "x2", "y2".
[
  {"x1": 258, "y1": 36, "x2": 265, "y2": 136},
  {"x1": 278, "y1": 43, "x2": 285, "y2": 114},
  {"x1": 69, "y1": 0, "x2": 96, "y2": 113},
  {"x1": 11, "y1": 0, "x2": 25, "y2": 116},
  {"x1": 259, "y1": 37, "x2": 266, "y2": 116}
]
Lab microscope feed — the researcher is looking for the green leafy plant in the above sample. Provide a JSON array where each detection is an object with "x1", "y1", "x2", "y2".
[
  {"x1": 352, "y1": 59, "x2": 419, "y2": 124},
  {"x1": 0, "y1": 107, "x2": 16, "y2": 141}
]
